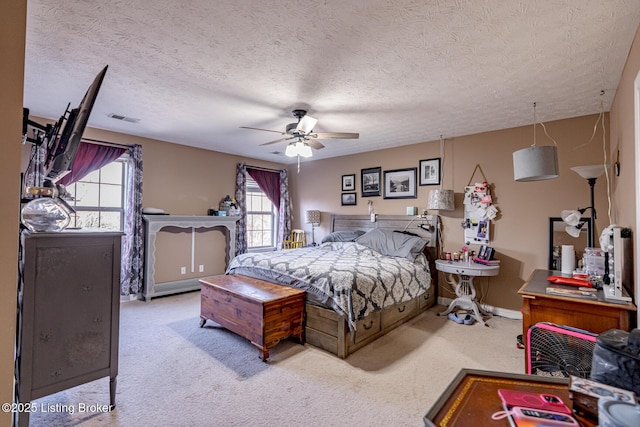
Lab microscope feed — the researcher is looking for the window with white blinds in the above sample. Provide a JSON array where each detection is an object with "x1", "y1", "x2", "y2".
[{"x1": 245, "y1": 177, "x2": 277, "y2": 249}]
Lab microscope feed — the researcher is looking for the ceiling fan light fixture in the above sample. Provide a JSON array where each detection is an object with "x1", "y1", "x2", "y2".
[
  {"x1": 285, "y1": 142, "x2": 297, "y2": 157},
  {"x1": 299, "y1": 142, "x2": 312, "y2": 158},
  {"x1": 285, "y1": 141, "x2": 313, "y2": 158}
]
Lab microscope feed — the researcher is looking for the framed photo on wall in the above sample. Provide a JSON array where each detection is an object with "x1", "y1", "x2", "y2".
[
  {"x1": 342, "y1": 174, "x2": 356, "y2": 191},
  {"x1": 383, "y1": 167, "x2": 417, "y2": 199},
  {"x1": 361, "y1": 167, "x2": 381, "y2": 197},
  {"x1": 341, "y1": 192, "x2": 357, "y2": 206},
  {"x1": 419, "y1": 158, "x2": 441, "y2": 186}
]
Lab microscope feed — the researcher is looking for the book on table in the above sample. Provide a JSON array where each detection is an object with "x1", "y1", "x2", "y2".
[
  {"x1": 473, "y1": 257, "x2": 500, "y2": 266},
  {"x1": 545, "y1": 284, "x2": 597, "y2": 299}
]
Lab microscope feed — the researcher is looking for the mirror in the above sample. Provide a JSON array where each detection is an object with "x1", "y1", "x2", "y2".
[{"x1": 548, "y1": 217, "x2": 593, "y2": 271}]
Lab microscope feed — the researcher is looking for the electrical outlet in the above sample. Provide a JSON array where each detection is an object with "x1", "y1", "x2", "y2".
[
  {"x1": 198, "y1": 264, "x2": 204, "y2": 273},
  {"x1": 180, "y1": 267, "x2": 186, "y2": 275}
]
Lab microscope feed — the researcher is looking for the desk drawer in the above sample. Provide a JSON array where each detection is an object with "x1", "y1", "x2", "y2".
[{"x1": 447, "y1": 266, "x2": 479, "y2": 276}]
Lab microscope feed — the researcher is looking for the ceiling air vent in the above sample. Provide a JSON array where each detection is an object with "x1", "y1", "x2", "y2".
[{"x1": 108, "y1": 113, "x2": 140, "y2": 123}]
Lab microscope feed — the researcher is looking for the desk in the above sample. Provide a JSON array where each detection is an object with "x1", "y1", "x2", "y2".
[
  {"x1": 423, "y1": 369, "x2": 595, "y2": 427},
  {"x1": 435, "y1": 259, "x2": 499, "y2": 326},
  {"x1": 518, "y1": 269, "x2": 637, "y2": 372}
]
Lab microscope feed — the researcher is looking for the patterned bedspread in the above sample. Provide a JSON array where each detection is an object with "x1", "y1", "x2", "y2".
[{"x1": 226, "y1": 242, "x2": 431, "y2": 331}]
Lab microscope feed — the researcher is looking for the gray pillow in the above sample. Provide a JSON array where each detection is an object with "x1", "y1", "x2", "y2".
[
  {"x1": 321, "y1": 230, "x2": 366, "y2": 243},
  {"x1": 355, "y1": 228, "x2": 428, "y2": 261}
]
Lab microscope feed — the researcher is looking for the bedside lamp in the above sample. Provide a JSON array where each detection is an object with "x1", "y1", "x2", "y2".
[
  {"x1": 305, "y1": 210, "x2": 320, "y2": 246},
  {"x1": 427, "y1": 189, "x2": 455, "y2": 211},
  {"x1": 428, "y1": 136, "x2": 455, "y2": 212}
]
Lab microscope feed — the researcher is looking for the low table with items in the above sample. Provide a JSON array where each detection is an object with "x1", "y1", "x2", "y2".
[
  {"x1": 199, "y1": 274, "x2": 306, "y2": 361},
  {"x1": 435, "y1": 259, "x2": 500, "y2": 326},
  {"x1": 423, "y1": 369, "x2": 596, "y2": 427}
]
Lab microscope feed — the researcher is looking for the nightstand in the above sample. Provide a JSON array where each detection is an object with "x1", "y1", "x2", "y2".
[{"x1": 435, "y1": 259, "x2": 500, "y2": 326}]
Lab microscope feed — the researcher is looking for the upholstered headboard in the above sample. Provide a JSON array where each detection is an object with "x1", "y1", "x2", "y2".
[{"x1": 329, "y1": 214, "x2": 437, "y2": 248}]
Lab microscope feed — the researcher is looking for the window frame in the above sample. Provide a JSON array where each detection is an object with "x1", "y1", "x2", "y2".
[
  {"x1": 65, "y1": 156, "x2": 127, "y2": 231},
  {"x1": 245, "y1": 178, "x2": 278, "y2": 250}
]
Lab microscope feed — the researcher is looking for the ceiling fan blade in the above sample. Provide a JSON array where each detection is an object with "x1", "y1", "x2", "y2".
[
  {"x1": 312, "y1": 132, "x2": 360, "y2": 139},
  {"x1": 306, "y1": 139, "x2": 325, "y2": 150},
  {"x1": 240, "y1": 126, "x2": 286, "y2": 135},
  {"x1": 260, "y1": 137, "x2": 292, "y2": 146},
  {"x1": 296, "y1": 115, "x2": 318, "y2": 134}
]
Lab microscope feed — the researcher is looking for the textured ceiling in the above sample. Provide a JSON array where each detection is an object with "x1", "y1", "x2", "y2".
[{"x1": 23, "y1": 0, "x2": 640, "y2": 164}]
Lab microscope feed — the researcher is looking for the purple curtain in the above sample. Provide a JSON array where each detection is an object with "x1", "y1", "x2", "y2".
[
  {"x1": 246, "y1": 168, "x2": 280, "y2": 210},
  {"x1": 58, "y1": 141, "x2": 126, "y2": 186},
  {"x1": 235, "y1": 164, "x2": 291, "y2": 253}
]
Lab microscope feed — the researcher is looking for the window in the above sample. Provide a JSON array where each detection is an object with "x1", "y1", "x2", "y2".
[
  {"x1": 246, "y1": 178, "x2": 277, "y2": 249},
  {"x1": 65, "y1": 158, "x2": 126, "y2": 231}
]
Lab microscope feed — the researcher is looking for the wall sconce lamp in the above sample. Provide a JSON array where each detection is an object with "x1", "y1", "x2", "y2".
[
  {"x1": 513, "y1": 103, "x2": 559, "y2": 182},
  {"x1": 305, "y1": 209, "x2": 321, "y2": 246}
]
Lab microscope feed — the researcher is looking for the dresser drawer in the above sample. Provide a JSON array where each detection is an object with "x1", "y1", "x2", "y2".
[{"x1": 382, "y1": 298, "x2": 418, "y2": 329}]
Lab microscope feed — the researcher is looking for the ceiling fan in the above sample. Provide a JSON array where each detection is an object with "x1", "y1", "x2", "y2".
[{"x1": 240, "y1": 109, "x2": 359, "y2": 158}]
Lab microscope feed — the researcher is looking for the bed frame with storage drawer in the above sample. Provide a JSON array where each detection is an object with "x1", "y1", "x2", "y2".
[
  {"x1": 303, "y1": 214, "x2": 439, "y2": 358},
  {"x1": 306, "y1": 289, "x2": 436, "y2": 358}
]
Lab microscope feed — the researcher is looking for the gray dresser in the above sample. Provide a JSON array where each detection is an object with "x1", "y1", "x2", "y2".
[{"x1": 15, "y1": 230, "x2": 122, "y2": 426}]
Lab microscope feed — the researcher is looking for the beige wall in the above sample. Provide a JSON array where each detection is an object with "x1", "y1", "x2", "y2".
[
  {"x1": 69, "y1": 114, "x2": 611, "y2": 304},
  {"x1": 85, "y1": 128, "x2": 285, "y2": 280},
  {"x1": 609, "y1": 23, "x2": 640, "y2": 319},
  {"x1": 66, "y1": 126, "x2": 286, "y2": 216},
  {"x1": 289, "y1": 114, "x2": 610, "y2": 311},
  {"x1": 22, "y1": 123, "x2": 286, "y2": 282},
  {"x1": 1, "y1": 1, "x2": 26, "y2": 425}
]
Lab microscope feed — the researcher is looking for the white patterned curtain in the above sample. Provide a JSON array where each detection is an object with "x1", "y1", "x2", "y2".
[
  {"x1": 235, "y1": 163, "x2": 248, "y2": 255},
  {"x1": 278, "y1": 168, "x2": 292, "y2": 250},
  {"x1": 120, "y1": 144, "x2": 144, "y2": 296}
]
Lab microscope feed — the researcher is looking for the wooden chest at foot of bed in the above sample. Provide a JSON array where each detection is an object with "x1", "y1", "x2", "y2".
[{"x1": 199, "y1": 275, "x2": 306, "y2": 361}]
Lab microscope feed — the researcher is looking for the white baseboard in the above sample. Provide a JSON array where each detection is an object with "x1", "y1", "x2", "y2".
[{"x1": 437, "y1": 296, "x2": 522, "y2": 320}]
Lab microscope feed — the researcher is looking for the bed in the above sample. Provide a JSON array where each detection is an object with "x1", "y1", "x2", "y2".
[{"x1": 226, "y1": 214, "x2": 438, "y2": 358}]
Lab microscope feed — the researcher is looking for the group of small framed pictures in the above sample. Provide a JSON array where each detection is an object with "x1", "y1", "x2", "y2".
[
  {"x1": 341, "y1": 158, "x2": 442, "y2": 205},
  {"x1": 341, "y1": 174, "x2": 357, "y2": 205}
]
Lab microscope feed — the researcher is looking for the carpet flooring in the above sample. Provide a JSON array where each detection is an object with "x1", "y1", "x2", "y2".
[{"x1": 25, "y1": 291, "x2": 524, "y2": 426}]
